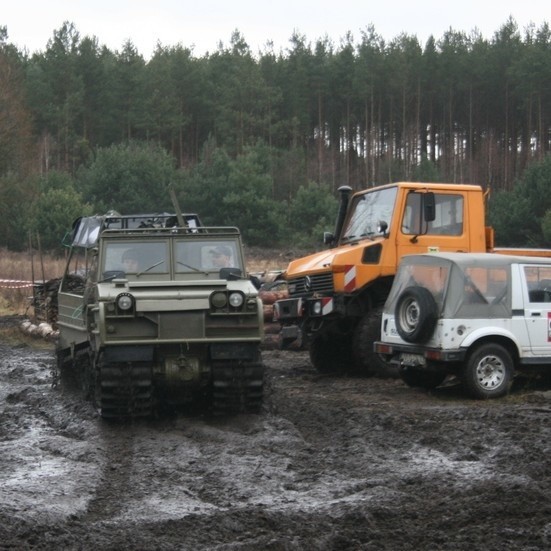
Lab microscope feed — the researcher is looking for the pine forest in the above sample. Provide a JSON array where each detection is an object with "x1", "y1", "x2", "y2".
[{"x1": 1, "y1": 18, "x2": 551, "y2": 251}]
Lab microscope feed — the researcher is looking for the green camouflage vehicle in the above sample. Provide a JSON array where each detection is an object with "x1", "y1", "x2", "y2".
[{"x1": 55, "y1": 211, "x2": 264, "y2": 418}]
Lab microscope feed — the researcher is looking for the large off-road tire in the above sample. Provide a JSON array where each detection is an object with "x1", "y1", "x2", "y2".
[
  {"x1": 309, "y1": 331, "x2": 353, "y2": 374},
  {"x1": 395, "y1": 286, "x2": 438, "y2": 343},
  {"x1": 462, "y1": 343, "x2": 513, "y2": 399},
  {"x1": 352, "y1": 307, "x2": 395, "y2": 377},
  {"x1": 399, "y1": 366, "x2": 447, "y2": 389}
]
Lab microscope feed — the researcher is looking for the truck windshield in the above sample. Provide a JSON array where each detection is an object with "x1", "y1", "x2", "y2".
[
  {"x1": 103, "y1": 241, "x2": 169, "y2": 274},
  {"x1": 342, "y1": 186, "x2": 398, "y2": 241},
  {"x1": 175, "y1": 240, "x2": 243, "y2": 273}
]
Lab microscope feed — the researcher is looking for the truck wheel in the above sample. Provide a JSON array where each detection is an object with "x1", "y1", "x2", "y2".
[
  {"x1": 462, "y1": 343, "x2": 513, "y2": 399},
  {"x1": 352, "y1": 307, "x2": 396, "y2": 377},
  {"x1": 399, "y1": 366, "x2": 446, "y2": 389},
  {"x1": 309, "y1": 332, "x2": 353, "y2": 374},
  {"x1": 395, "y1": 286, "x2": 437, "y2": 343}
]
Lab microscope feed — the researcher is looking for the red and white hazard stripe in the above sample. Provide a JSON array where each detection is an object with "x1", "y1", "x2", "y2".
[
  {"x1": 321, "y1": 297, "x2": 333, "y2": 315},
  {"x1": 343, "y1": 265, "x2": 356, "y2": 293},
  {"x1": 0, "y1": 279, "x2": 35, "y2": 289}
]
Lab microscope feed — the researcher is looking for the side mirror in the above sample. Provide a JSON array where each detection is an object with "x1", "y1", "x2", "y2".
[
  {"x1": 323, "y1": 232, "x2": 335, "y2": 245},
  {"x1": 377, "y1": 220, "x2": 388, "y2": 236},
  {"x1": 423, "y1": 192, "x2": 436, "y2": 222}
]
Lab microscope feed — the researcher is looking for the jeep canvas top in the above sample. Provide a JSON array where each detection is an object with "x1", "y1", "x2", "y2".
[{"x1": 375, "y1": 252, "x2": 551, "y2": 398}]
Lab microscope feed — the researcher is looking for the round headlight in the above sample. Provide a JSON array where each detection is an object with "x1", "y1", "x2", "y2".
[
  {"x1": 211, "y1": 291, "x2": 228, "y2": 308},
  {"x1": 117, "y1": 293, "x2": 134, "y2": 311},
  {"x1": 312, "y1": 301, "x2": 322, "y2": 315},
  {"x1": 229, "y1": 292, "x2": 244, "y2": 308}
]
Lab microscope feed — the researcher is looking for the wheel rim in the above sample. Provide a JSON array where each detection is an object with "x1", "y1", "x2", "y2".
[
  {"x1": 475, "y1": 354, "x2": 506, "y2": 389},
  {"x1": 399, "y1": 297, "x2": 419, "y2": 332}
]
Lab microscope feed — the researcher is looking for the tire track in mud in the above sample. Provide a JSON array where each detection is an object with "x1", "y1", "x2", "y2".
[{"x1": 83, "y1": 424, "x2": 136, "y2": 522}]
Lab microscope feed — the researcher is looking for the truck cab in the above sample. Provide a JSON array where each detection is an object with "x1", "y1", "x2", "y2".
[
  {"x1": 375, "y1": 252, "x2": 551, "y2": 398},
  {"x1": 275, "y1": 182, "x2": 489, "y2": 374}
]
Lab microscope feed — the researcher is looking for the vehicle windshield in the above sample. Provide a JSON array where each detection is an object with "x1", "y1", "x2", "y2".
[
  {"x1": 103, "y1": 241, "x2": 169, "y2": 276},
  {"x1": 101, "y1": 238, "x2": 243, "y2": 278},
  {"x1": 342, "y1": 186, "x2": 398, "y2": 241},
  {"x1": 175, "y1": 240, "x2": 243, "y2": 274}
]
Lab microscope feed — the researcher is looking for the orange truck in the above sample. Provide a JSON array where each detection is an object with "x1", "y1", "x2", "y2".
[{"x1": 274, "y1": 182, "x2": 551, "y2": 374}]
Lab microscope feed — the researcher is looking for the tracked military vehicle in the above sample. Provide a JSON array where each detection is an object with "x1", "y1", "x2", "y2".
[{"x1": 55, "y1": 210, "x2": 264, "y2": 418}]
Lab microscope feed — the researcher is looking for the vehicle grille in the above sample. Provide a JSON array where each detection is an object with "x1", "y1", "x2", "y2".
[{"x1": 287, "y1": 273, "x2": 334, "y2": 297}]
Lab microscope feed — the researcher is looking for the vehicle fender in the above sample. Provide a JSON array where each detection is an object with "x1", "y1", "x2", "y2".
[{"x1": 458, "y1": 326, "x2": 522, "y2": 355}]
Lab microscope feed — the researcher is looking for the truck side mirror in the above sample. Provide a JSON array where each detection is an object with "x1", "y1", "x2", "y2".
[
  {"x1": 323, "y1": 232, "x2": 335, "y2": 245},
  {"x1": 377, "y1": 220, "x2": 388, "y2": 237},
  {"x1": 423, "y1": 192, "x2": 436, "y2": 222}
]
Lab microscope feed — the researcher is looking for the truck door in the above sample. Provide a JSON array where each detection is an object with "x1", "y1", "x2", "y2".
[
  {"x1": 521, "y1": 264, "x2": 551, "y2": 356},
  {"x1": 396, "y1": 191, "x2": 471, "y2": 259},
  {"x1": 56, "y1": 248, "x2": 92, "y2": 350}
]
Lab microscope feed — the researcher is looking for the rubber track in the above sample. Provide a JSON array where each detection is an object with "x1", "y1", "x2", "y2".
[
  {"x1": 212, "y1": 361, "x2": 264, "y2": 414},
  {"x1": 99, "y1": 363, "x2": 153, "y2": 419}
]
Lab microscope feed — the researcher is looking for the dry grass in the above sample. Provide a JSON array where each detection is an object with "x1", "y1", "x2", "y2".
[{"x1": 0, "y1": 248, "x2": 67, "y2": 315}]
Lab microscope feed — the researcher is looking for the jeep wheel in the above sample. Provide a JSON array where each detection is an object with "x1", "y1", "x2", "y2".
[
  {"x1": 395, "y1": 286, "x2": 438, "y2": 343},
  {"x1": 463, "y1": 343, "x2": 513, "y2": 399},
  {"x1": 399, "y1": 366, "x2": 446, "y2": 389}
]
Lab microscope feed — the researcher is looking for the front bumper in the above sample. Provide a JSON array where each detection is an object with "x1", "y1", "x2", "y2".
[{"x1": 274, "y1": 296, "x2": 338, "y2": 349}]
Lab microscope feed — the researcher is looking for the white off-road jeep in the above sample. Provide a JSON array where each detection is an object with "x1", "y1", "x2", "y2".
[{"x1": 374, "y1": 252, "x2": 551, "y2": 398}]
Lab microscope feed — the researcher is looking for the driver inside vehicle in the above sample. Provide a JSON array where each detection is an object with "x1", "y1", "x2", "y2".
[
  {"x1": 209, "y1": 245, "x2": 233, "y2": 268},
  {"x1": 122, "y1": 248, "x2": 140, "y2": 273}
]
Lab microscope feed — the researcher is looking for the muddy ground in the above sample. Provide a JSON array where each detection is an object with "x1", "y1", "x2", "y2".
[{"x1": 1, "y1": 316, "x2": 551, "y2": 550}]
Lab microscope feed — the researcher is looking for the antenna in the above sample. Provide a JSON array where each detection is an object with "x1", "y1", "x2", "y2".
[{"x1": 169, "y1": 185, "x2": 187, "y2": 228}]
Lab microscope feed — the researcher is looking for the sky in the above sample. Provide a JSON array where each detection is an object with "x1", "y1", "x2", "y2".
[{"x1": 2, "y1": 0, "x2": 550, "y2": 58}]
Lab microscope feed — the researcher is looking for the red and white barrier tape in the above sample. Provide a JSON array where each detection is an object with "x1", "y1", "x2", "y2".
[{"x1": 0, "y1": 279, "x2": 35, "y2": 289}]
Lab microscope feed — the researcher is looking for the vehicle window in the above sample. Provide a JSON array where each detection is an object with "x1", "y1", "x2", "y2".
[
  {"x1": 60, "y1": 247, "x2": 90, "y2": 294},
  {"x1": 103, "y1": 241, "x2": 168, "y2": 274},
  {"x1": 402, "y1": 193, "x2": 463, "y2": 236},
  {"x1": 463, "y1": 266, "x2": 508, "y2": 304},
  {"x1": 175, "y1": 240, "x2": 242, "y2": 273},
  {"x1": 524, "y1": 266, "x2": 551, "y2": 303},
  {"x1": 342, "y1": 187, "x2": 398, "y2": 240}
]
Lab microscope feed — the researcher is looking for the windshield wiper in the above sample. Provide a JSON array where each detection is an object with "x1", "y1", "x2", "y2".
[
  {"x1": 136, "y1": 260, "x2": 165, "y2": 276},
  {"x1": 177, "y1": 261, "x2": 208, "y2": 275}
]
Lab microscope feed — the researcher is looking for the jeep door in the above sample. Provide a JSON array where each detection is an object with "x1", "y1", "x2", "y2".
[{"x1": 521, "y1": 264, "x2": 551, "y2": 356}]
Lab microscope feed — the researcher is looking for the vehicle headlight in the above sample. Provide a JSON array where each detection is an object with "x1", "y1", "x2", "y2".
[
  {"x1": 311, "y1": 301, "x2": 322, "y2": 315},
  {"x1": 229, "y1": 292, "x2": 244, "y2": 308},
  {"x1": 116, "y1": 293, "x2": 134, "y2": 311},
  {"x1": 211, "y1": 292, "x2": 228, "y2": 308}
]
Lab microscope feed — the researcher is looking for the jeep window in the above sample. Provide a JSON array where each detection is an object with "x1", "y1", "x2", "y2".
[
  {"x1": 402, "y1": 193, "x2": 463, "y2": 236},
  {"x1": 175, "y1": 240, "x2": 242, "y2": 273},
  {"x1": 384, "y1": 259, "x2": 450, "y2": 314},
  {"x1": 446, "y1": 264, "x2": 510, "y2": 318},
  {"x1": 342, "y1": 186, "x2": 398, "y2": 241},
  {"x1": 103, "y1": 241, "x2": 168, "y2": 274},
  {"x1": 524, "y1": 266, "x2": 551, "y2": 303}
]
